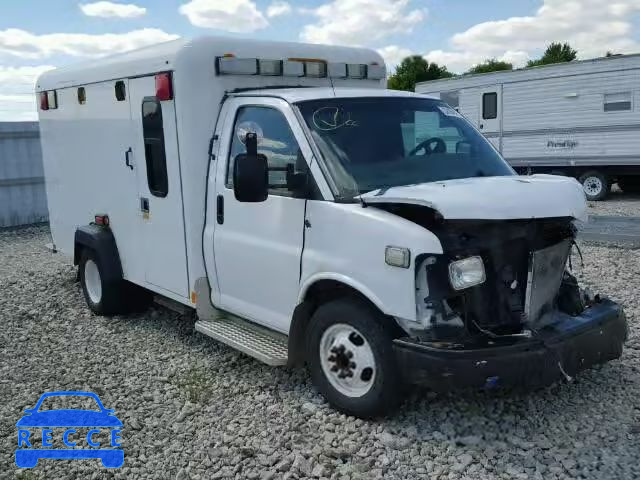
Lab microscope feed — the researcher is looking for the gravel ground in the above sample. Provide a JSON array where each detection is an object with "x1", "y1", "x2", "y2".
[
  {"x1": 587, "y1": 185, "x2": 640, "y2": 217},
  {"x1": 1, "y1": 225, "x2": 639, "y2": 480}
]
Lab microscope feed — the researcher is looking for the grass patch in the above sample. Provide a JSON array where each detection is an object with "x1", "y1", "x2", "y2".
[{"x1": 174, "y1": 366, "x2": 213, "y2": 403}]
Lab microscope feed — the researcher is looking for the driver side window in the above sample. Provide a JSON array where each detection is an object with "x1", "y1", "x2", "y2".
[{"x1": 227, "y1": 106, "x2": 307, "y2": 197}]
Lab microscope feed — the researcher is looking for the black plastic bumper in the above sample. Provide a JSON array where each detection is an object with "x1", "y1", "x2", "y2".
[{"x1": 394, "y1": 299, "x2": 628, "y2": 390}]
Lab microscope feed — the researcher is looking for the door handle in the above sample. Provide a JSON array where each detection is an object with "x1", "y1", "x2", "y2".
[
  {"x1": 125, "y1": 147, "x2": 134, "y2": 170},
  {"x1": 216, "y1": 195, "x2": 224, "y2": 224}
]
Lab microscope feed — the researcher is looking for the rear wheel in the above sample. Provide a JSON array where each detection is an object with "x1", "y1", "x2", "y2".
[
  {"x1": 79, "y1": 249, "x2": 128, "y2": 315},
  {"x1": 306, "y1": 298, "x2": 401, "y2": 418},
  {"x1": 579, "y1": 170, "x2": 610, "y2": 201},
  {"x1": 618, "y1": 176, "x2": 640, "y2": 194}
]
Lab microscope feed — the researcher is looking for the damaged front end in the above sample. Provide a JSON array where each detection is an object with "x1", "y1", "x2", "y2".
[{"x1": 382, "y1": 205, "x2": 628, "y2": 390}]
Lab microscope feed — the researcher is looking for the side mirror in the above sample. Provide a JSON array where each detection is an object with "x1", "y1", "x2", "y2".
[{"x1": 233, "y1": 132, "x2": 268, "y2": 202}]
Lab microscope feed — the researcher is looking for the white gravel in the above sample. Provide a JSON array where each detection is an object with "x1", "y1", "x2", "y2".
[
  {"x1": 1, "y1": 225, "x2": 639, "y2": 479},
  {"x1": 587, "y1": 186, "x2": 640, "y2": 217}
]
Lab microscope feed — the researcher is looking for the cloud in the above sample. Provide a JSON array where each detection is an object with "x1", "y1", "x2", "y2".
[
  {"x1": 300, "y1": 0, "x2": 426, "y2": 46},
  {"x1": 79, "y1": 1, "x2": 147, "y2": 18},
  {"x1": 179, "y1": 0, "x2": 268, "y2": 33},
  {"x1": 0, "y1": 65, "x2": 55, "y2": 121},
  {"x1": 267, "y1": 1, "x2": 291, "y2": 18},
  {"x1": 425, "y1": 0, "x2": 640, "y2": 73},
  {"x1": 377, "y1": 45, "x2": 412, "y2": 70},
  {"x1": 0, "y1": 28, "x2": 178, "y2": 59}
]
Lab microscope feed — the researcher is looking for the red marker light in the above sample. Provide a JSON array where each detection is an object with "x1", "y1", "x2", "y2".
[
  {"x1": 40, "y1": 92, "x2": 49, "y2": 110},
  {"x1": 155, "y1": 72, "x2": 173, "y2": 101},
  {"x1": 94, "y1": 215, "x2": 109, "y2": 227}
]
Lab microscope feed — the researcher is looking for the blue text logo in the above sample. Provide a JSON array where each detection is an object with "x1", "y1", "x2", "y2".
[{"x1": 15, "y1": 391, "x2": 124, "y2": 468}]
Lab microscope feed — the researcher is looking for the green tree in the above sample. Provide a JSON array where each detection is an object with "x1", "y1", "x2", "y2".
[
  {"x1": 466, "y1": 58, "x2": 513, "y2": 74},
  {"x1": 387, "y1": 56, "x2": 453, "y2": 91},
  {"x1": 527, "y1": 42, "x2": 577, "y2": 67}
]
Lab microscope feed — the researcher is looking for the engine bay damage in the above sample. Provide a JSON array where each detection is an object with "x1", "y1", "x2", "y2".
[
  {"x1": 378, "y1": 203, "x2": 608, "y2": 341},
  {"x1": 378, "y1": 202, "x2": 628, "y2": 390}
]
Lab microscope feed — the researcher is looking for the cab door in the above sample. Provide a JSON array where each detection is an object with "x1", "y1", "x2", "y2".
[
  {"x1": 128, "y1": 75, "x2": 189, "y2": 299},
  {"x1": 212, "y1": 97, "x2": 309, "y2": 333}
]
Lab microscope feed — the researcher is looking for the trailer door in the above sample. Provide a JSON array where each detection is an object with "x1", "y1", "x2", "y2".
[
  {"x1": 478, "y1": 86, "x2": 501, "y2": 135},
  {"x1": 128, "y1": 75, "x2": 189, "y2": 299}
]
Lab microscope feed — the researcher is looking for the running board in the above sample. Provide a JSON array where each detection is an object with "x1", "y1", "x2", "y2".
[{"x1": 195, "y1": 316, "x2": 288, "y2": 366}]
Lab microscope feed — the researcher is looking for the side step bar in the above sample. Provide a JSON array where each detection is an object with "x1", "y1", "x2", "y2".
[{"x1": 195, "y1": 316, "x2": 288, "y2": 366}]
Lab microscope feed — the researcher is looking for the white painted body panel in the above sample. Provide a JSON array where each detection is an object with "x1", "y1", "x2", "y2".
[
  {"x1": 301, "y1": 202, "x2": 443, "y2": 322},
  {"x1": 128, "y1": 76, "x2": 189, "y2": 298},
  {"x1": 416, "y1": 54, "x2": 640, "y2": 167},
  {"x1": 38, "y1": 36, "x2": 385, "y2": 307},
  {"x1": 360, "y1": 175, "x2": 587, "y2": 222}
]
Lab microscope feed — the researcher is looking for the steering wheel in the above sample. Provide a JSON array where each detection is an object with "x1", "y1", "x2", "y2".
[{"x1": 409, "y1": 137, "x2": 446, "y2": 156}]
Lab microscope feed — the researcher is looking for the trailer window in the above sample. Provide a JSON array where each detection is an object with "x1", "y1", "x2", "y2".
[
  {"x1": 141, "y1": 97, "x2": 168, "y2": 197},
  {"x1": 482, "y1": 92, "x2": 497, "y2": 119},
  {"x1": 115, "y1": 81, "x2": 126, "y2": 101},
  {"x1": 604, "y1": 92, "x2": 631, "y2": 112},
  {"x1": 227, "y1": 106, "x2": 306, "y2": 197}
]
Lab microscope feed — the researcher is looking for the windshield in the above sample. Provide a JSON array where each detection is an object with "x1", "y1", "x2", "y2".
[{"x1": 297, "y1": 97, "x2": 514, "y2": 198}]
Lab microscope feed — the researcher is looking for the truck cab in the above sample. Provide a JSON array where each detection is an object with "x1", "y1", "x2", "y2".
[{"x1": 37, "y1": 37, "x2": 628, "y2": 418}]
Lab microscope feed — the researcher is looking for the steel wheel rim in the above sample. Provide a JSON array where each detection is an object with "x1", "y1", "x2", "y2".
[
  {"x1": 84, "y1": 259, "x2": 102, "y2": 304},
  {"x1": 583, "y1": 176, "x2": 603, "y2": 197},
  {"x1": 319, "y1": 323, "x2": 376, "y2": 398}
]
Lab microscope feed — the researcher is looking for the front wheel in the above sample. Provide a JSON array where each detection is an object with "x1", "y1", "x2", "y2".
[
  {"x1": 306, "y1": 298, "x2": 401, "y2": 418},
  {"x1": 579, "y1": 170, "x2": 610, "y2": 201}
]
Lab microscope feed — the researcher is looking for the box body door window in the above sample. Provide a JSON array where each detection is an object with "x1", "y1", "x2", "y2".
[{"x1": 213, "y1": 99, "x2": 309, "y2": 332}]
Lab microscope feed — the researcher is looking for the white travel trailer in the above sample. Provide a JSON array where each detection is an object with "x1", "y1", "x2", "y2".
[
  {"x1": 415, "y1": 54, "x2": 640, "y2": 200},
  {"x1": 38, "y1": 36, "x2": 627, "y2": 417}
]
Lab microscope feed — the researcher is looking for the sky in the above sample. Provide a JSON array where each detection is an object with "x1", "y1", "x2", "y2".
[{"x1": 2, "y1": 0, "x2": 640, "y2": 121}]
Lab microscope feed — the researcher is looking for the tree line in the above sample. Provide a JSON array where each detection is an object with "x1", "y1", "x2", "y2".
[{"x1": 388, "y1": 42, "x2": 582, "y2": 91}]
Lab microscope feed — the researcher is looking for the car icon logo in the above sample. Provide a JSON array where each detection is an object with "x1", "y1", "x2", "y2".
[{"x1": 15, "y1": 391, "x2": 124, "y2": 468}]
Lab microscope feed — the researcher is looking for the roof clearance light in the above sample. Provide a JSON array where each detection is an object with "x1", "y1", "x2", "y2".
[
  {"x1": 155, "y1": 72, "x2": 173, "y2": 101},
  {"x1": 305, "y1": 61, "x2": 327, "y2": 78},
  {"x1": 46, "y1": 90, "x2": 58, "y2": 109},
  {"x1": 259, "y1": 59, "x2": 283, "y2": 76},
  {"x1": 283, "y1": 61, "x2": 304, "y2": 77},
  {"x1": 367, "y1": 64, "x2": 386, "y2": 80},
  {"x1": 347, "y1": 64, "x2": 367, "y2": 79},
  {"x1": 216, "y1": 57, "x2": 258, "y2": 75},
  {"x1": 40, "y1": 92, "x2": 49, "y2": 111},
  {"x1": 328, "y1": 63, "x2": 347, "y2": 78}
]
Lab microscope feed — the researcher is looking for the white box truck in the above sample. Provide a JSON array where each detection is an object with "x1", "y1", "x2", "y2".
[
  {"x1": 37, "y1": 36, "x2": 627, "y2": 417},
  {"x1": 415, "y1": 54, "x2": 640, "y2": 200}
]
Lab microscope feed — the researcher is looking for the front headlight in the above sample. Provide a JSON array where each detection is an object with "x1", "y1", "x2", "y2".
[{"x1": 449, "y1": 256, "x2": 486, "y2": 290}]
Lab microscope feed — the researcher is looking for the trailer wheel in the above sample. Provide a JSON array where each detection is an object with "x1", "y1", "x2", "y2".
[
  {"x1": 306, "y1": 297, "x2": 401, "y2": 418},
  {"x1": 79, "y1": 249, "x2": 127, "y2": 316},
  {"x1": 618, "y1": 176, "x2": 640, "y2": 194},
  {"x1": 579, "y1": 171, "x2": 610, "y2": 201}
]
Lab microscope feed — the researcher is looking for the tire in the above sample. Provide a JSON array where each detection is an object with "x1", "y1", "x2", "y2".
[
  {"x1": 79, "y1": 249, "x2": 128, "y2": 316},
  {"x1": 579, "y1": 170, "x2": 610, "y2": 201},
  {"x1": 306, "y1": 297, "x2": 402, "y2": 418},
  {"x1": 618, "y1": 176, "x2": 640, "y2": 194}
]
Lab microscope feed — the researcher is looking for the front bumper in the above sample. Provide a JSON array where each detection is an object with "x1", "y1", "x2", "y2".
[{"x1": 394, "y1": 299, "x2": 628, "y2": 390}]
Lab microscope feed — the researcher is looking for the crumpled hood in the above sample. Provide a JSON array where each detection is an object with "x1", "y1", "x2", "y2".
[{"x1": 360, "y1": 175, "x2": 587, "y2": 222}]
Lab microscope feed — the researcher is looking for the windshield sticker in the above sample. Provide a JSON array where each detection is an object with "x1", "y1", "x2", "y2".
[
  {"x1": 312, "y1": 107, "x2": 359, "y2": 131},
  {"x1": 437, "y1": 105, "x2": 463, "y2": 118}
]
